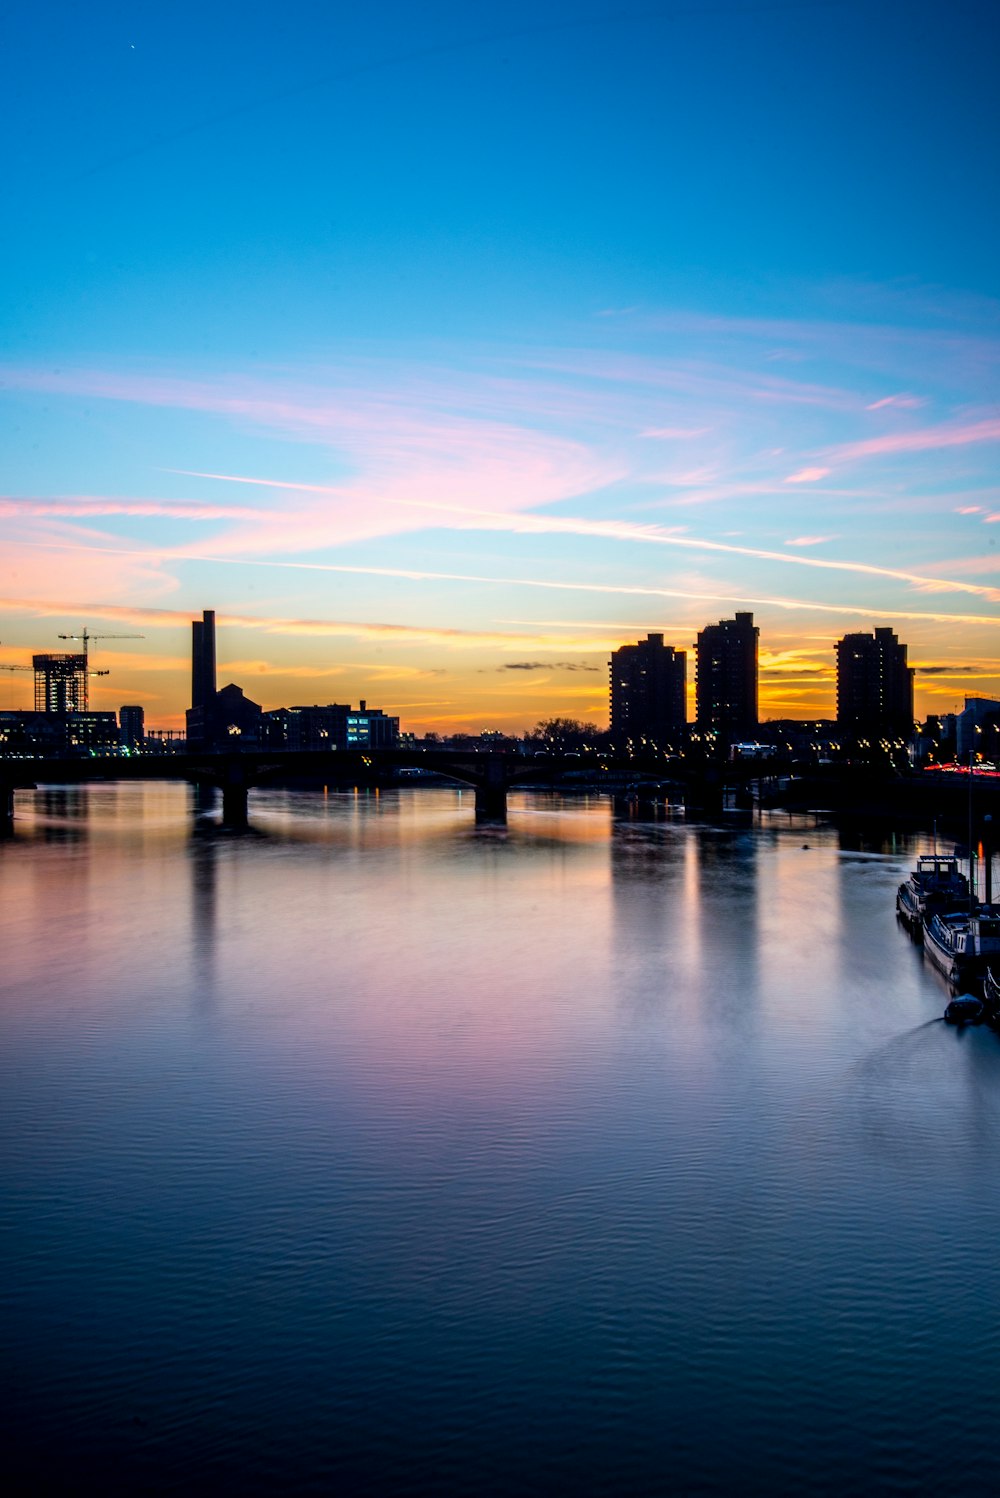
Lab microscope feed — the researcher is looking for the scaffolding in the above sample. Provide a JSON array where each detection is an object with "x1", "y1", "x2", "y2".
[{"x1": 33, "y1": 653, "x2": 88, "y2": 713}]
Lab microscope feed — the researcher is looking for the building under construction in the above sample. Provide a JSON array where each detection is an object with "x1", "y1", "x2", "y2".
[{"x1": 33, "y1": 653, "x2": 89, "y2": 714}]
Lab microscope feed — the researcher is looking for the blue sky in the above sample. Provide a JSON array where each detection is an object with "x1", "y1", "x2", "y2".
[{"x1": 2, "y1": 1, "x2": 999, "y2": 729}]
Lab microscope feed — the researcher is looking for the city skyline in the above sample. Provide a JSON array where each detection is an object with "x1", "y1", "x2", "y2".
[
  {"x1": 3, "y1": 610, "x2": 987, "y2": 749},
  {"x1": 3, "y1": 2, "x2": 1000, "y2": 731}
]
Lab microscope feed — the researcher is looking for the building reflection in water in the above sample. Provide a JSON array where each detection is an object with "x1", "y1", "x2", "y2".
[
  {"x1": 192, "y1": 781, "x2": 219, "y2": 820},
  {"x1": 607, "y1": 798, "x2": 762, "y2": 1049},
  {"x1": 188, "y1": 827, "x2": 219, "y2": 1011},
  {"x1": 689, "y1": 821, "x2": 761, "y2": 1022},
  {"x1": 608, "y1": 796, "x2": 695, "y2": 1020},
  {"x1": 38, "y1": 786, "x2": 90, "y2": 842}
]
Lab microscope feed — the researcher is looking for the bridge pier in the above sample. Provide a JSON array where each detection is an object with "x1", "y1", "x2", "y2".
[
  {"x1": 474, "y1": 753, "x2": 509, "y2": 824},
  {"x1": 221, "y1": 783, "x2": 249, "y2": 829},
  {"x1": 684, "y1": 768, "x2": 724, "y2": 818},
  {"x1": 475, "y1": 784, "x2": 508, "y2": 824},
  {"x1": 0, "y1": 783, "x2": 14, "y2": 838},
  {"x1": 219, "y1": 760, "x2": 250, "y2": 829}
]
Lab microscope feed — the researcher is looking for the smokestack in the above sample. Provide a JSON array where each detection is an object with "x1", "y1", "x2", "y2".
[
  {"x1": 191, "y1": 609, "x2": 217, "y2": 711},
  {"x1": 192, "y1": 620, "x2": 204, "y2": 710},
  {"x1": 202, "y1": 610, "x2": 216, "y2": 701}
]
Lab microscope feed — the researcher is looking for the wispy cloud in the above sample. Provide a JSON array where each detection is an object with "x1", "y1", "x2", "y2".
[
  {"x1": 785, "y1": 467, "x2": 831, "y2": 483},
  {"x1": 829, "y1": 415, "x2": 1000, "y2": 464},
  {"x1": 0, "y1": 592, "x2": 605, "y2": 655},
  {"x1": 916, "y1": 665, "x2": 986, "y2": 676},
  {"x1": 1, "y1": 364, "x2": 621, "y2": 558},
  {"x1": 785, "y1": 535, "x2": 837, "y2": 547},
  {"x1": 23, "y1": 538, "x2": 1000, "y2": 630},
  {"x1": 866, "y1": 393, "x2": 926, "y2": 411},
  {"x1": 0, "y1": 495, "x2": 265, "y2": 520},
  {"x1": 166, "y1": 473, "x2": 1000, "y2": 603},
  {"x1": 499, "y1": 661, "x2": 600, "y2": 672}
]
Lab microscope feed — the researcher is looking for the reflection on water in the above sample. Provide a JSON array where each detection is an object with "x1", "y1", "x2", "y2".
[{"x1": 2, "y1": 784, "x2": 1000, "y2": 1496}]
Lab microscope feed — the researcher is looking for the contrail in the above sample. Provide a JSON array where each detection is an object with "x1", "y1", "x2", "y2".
[
  {"x1": 20, "y1": 537, "x2": 1000, "y2": 630},
  {"x1": 171, "y1": 468, "x2": 1000, "y2": 604}
]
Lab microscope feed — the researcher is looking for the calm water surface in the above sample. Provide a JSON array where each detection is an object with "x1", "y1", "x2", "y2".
[{"x1": 2, "y1": 785, "x2": 1000, "y2": 1495}]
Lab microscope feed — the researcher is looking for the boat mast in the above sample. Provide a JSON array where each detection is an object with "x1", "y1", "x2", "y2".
[
  {"x1": 968, "y1": 752, "x2": 977, "y2": 911},
  {"x1": 986, "y1": 813, "x2": 993, "y2": 907}
]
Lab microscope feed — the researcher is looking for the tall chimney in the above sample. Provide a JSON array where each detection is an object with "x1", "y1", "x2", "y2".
[
  {"x1": 191, "y1": 609, "x2": 217, "y2": 711},
  {"x1": 202, "y1": 610, "x2": 216, "y2": 701},
  {"x1": 192, "y1": 619, "x2": 204, "y2": 710}
]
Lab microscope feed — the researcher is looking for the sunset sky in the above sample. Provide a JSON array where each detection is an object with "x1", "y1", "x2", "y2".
[{"x1": 3, "y1": 0, "x2": 999, "y2": 732}]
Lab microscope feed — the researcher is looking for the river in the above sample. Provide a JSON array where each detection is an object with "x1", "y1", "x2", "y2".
[{"x1": 2, "y1": 784, "x2": 999, "y2": 1495}]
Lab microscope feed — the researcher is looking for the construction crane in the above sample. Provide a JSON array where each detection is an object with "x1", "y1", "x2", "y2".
[
  {"x1": 58, "y1": 628, "x2": 145, "y2": 657},
  {"x1": 58, "y1": 629, "x2": 144, "y2": 710}
]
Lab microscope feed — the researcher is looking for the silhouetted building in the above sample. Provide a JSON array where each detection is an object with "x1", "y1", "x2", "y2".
[
  {"x1": 186, "y1": 610, "x2": 263, "y2": 749},
  {"x1": 955, "y1": 696, "x2": 1000, "y2": 762},
  {"x1": 201, "y1": 683, "x2": 262, "y2": 749},
  {"x1": 347, "y1": 701, "x2": 399, "y2": 749},
  {"x1": 913, "y1": 713, "x2": 955, "y2": 766},
  {"x1": 0, "y1": 709, "x2": 119, "y2": 756},
  {"x1": 836, "y1": 628, "x2": 913, "y2": 740},
  {"x1": 191, "y1": 609, "x2": 216, "y2": 716},
  {"x1": 33, "y1": 653, "x2": 88, "y2": 714},
  {"x1": 120, "y1": 704, "x2": 145, "y2": 751},
  {"x1": 262, "y1": 704, "x2": 351, "y2": 751},
  {"x1": 609, "y1": 633, "x2": 687, "y2": 750},
  {"x1": 695, "y1": 612, "x2": 758, "y2": 747},
  {"x1": 260, "y1": 702, "x2": 398, "y2": 751}
]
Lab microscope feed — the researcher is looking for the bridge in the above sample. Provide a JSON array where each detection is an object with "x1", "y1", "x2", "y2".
[
  {"x1": 0, "y1": 746, "x2": 696, "y2": 833},
  {"x1": 6, "y1": 748, "x2": 980, "y2": 837}
]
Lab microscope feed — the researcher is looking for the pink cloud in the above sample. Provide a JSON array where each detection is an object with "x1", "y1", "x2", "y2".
[
  {"x1": 526, "y1": 349, "x2": 856, "y2": 411},
  {"x1": 956, "y1": 505, "x2": 984, "y2": 515},
  {"x1": 830, "y1": 416, "x2": 1000, "y2": 463},
  {"x1": 0, "y1": 364, "x2": 620, "y2": 560},
  {"x1": 0, "y1": 495, "x2": 264, "y2": 519},
  {"x1": 37, "y1": 536, "x2": 1000, "y2": 628},
  {"x1": 866, "y1": 393, "x2": 927, "y2": 411},
  {"x1": 785, "y1": 535, "x2": 837, "y2": 547},
  {"x1": 0, "y1": 537, "x2": 177, "y2": 612},
  {"x1": 785, "y1": 466, "x2": 831, "y2": 483}
]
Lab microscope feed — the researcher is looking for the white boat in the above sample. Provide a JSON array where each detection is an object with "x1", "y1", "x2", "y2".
[
  {"x1": 896, "y1": 854, "x2": 970, "y2": 935},
  {"x1": 923, "y1": 906, "x2": 1000, "y2": 987}
]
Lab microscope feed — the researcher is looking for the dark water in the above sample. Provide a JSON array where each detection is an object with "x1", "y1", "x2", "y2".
[{"x1": 2, "y1": 785, "x2": 1000, "y2": 1495}]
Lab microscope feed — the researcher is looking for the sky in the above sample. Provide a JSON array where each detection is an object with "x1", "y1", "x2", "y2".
[{"x1": 2, "y1": 0, "x2": 1000, "y2": 733}]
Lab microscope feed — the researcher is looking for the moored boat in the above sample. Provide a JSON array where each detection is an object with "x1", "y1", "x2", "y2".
[
  {"x1": 982, "y1": 965, "x2": 1000, "y2": 1021},
  {"x1": 896, "y1": 854, "x2": 970, "y2": 935},
  {"x1": 923, "y1": 906, "x2": 1000, "y2": 987},
  {"x1": 944, "y1": 994, "x2": 984, "y2": 1025}
]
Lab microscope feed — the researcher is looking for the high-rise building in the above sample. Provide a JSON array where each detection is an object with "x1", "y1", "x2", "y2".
[
  {"x1": 835, "y1": 628, "x2": 913, "y2": 740},
  {"x1": 609, "y1": 633, "x2": 687, "y2": 749},
  {"x1": 33, "y1": 653, "x2": 88, "y2": 714},
  {"x1": 695, "y1": 612, "x2": 758, "y2": 746},
  {"x1": 120, "y1": 704, "x2": 145, "y2": 750}
]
